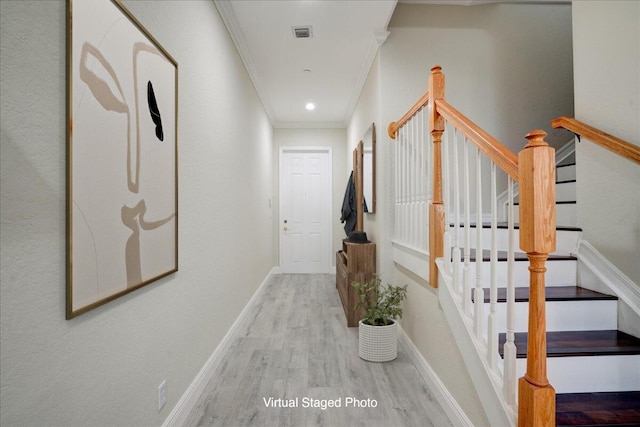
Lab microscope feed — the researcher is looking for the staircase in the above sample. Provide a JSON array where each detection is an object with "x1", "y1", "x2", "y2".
[
  {"x1": 468, "y1": 152, "x2": 640, "y2": 426},
  {"x1": 389, "y1": 67, "x2": 640, "y2": 426}
]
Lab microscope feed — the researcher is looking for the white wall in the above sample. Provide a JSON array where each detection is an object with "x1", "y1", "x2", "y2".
[
  {"x1": 273, "y1": 128, "x2": 347, "y2": 268},
  {"x1": 345, "y1": 3, "x2": 574, "y2": 425},
  {"x1": 0, "y1": 1, "x2": 273, "y2": 425},
  {"x1": 573, "y1": 1, "x2": 640, "y2": 285},
  {"x1": 347, "y1": 52, "x2": 387, "y2": 275},
  {"x1": 382, "y1": 3, "x2": 574, "y2": 153}
]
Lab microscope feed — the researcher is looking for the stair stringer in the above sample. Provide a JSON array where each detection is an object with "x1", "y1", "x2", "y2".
[
  {"x1": 577, "y1": 240, "x2": 640, "y2": 338},
  {"x1": 436, "y1": 258, "x2": 516, "y2": 427}
]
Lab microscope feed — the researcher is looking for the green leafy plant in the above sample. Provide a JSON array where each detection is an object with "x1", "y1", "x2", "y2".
[{"x1": 352, "y1": 277, "x2": 408, "y2": 326}]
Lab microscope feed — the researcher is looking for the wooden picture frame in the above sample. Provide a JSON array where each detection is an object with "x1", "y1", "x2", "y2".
[{"x1": 66, "y1": 0, "x2": 178, "y2": 318}]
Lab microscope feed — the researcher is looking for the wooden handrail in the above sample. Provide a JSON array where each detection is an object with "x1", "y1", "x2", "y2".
[
  {"x1": 436, "y1": 99, "x2": 519, "y2": 180},
  {"x1": 552, "y1": 116, "x2": 640, "y2": 164},
  {"x1": 388, "y1": 90, "x2": 430, "y2": 139}
]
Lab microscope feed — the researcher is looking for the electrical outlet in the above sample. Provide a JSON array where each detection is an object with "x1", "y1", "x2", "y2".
[{"x1": 157, "y1": 380, "x2": 167, "y2": 411}]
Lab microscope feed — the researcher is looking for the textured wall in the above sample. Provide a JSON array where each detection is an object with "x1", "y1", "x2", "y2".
[
  {"x1": 347, "y1": 52, "x2": 384, "y2": 259},
  {"x1": 0, "y1": 1, "x2": 273, "y2": 425},
  {"x1": 573, "y1": 1, "x2": 640, "y2": 285},
  {"x1": 383, "y1": 3, "x2": 574, "y2": 153}
]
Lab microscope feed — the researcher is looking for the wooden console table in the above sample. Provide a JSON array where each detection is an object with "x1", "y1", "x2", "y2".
[{"x1": 336, "y1": 240, "x2": 376, "y2": 327}]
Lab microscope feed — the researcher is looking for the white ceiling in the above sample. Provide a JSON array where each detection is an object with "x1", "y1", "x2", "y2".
[
  {"x1": 215, "y1": 0, "x2": 397, "y2": 128},
  {"x1": 214, "y1": 0, "x2": 569, "y2": 128}
]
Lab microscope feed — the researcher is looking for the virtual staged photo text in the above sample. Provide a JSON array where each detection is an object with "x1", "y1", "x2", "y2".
[{"x1": 263, "y1": 396, "x2": 378, "y2": 410}]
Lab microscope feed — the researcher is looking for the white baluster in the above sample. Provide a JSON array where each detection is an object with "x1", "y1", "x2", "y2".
[
  {"x1": 503, "y1": 176, "x2": 517, "y2": 406},
  {"x1": 487, "y1": 162, "x2": 499, "y2": 371},
  {"x1": 408, "y1": 122, "x2": 412, "y2": 246},
  {"x1": 425, "y1": 108, "x2": 432, "y2": 251},
  {"x1": 396, "y1": 126, "x2": 401, "y2": 243},
  {"x1": 452, "y1": 127, "x2": 461, "y2": 296},
  {"x1": 463, "y1": 137, "x2": 472, "y2": 316},
  {"x1": 396, "y1": 127, "x2": 401, "y2": 242},
  {"x1": 405, "y1": 122, "x2": 410, "y2": 245},
  {"x1": 408, "y1": 119, "x2": 413, "y2": 246},
  {"x1": 400, "y1": 126, "x2": 407, "y2": 243},
  {"x1": 474, "y1": 147, "x2": 484, "y2": 340},
  {"x1": 400, "y1": 122, "x2": 404, "y2": 244},
  {"x1": 419, "y1": 109, "x2": 425, "y2": 250},
  {"x1": 411, "y1": 116, "x2": 420, "y2": 247},
  {"x1": 442, "y1": 122, "x2": 451, "y2": 274}
]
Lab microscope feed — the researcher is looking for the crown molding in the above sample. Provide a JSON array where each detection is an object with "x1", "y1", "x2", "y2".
[
  {"x1": 273, "y1": 121, "x2": 346, "y2": 130},
  {"x1": 342, "y1": 35, "x2": 383, "y2": 127},
  {"x1": 398, "y1": 0, "x2": 501, "y2": 5},
  {"x1": 214, "y1": 0, "x2": 276, "y2": 124},
  {"x1": 399, "y1": 0, "x2": 570, "y2": 5}
]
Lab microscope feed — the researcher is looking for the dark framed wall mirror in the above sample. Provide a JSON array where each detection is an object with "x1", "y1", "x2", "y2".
[{"x1": 362, "y1": 123, "x2": 376, "y2": 214}]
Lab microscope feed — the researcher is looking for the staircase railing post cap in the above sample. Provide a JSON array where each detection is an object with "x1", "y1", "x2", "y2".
[{"x1": 524, "y1": 130, "x2": 549, "y2": 148}]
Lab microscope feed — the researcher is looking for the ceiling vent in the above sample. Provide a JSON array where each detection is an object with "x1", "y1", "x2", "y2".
[{"x1": 292, "y1": 26, "x2": 313, "y2": 39}]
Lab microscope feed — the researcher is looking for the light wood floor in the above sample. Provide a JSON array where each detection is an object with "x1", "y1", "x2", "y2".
[{"x1": 184, "y1": 274, "x2": 453, "y2": 427}]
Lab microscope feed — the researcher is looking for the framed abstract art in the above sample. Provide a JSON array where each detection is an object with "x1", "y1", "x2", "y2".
[{"x1": 66, "y1": 0, "x2": 178, "y2": 318}]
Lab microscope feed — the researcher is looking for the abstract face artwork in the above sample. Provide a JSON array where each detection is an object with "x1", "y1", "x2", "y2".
[{"x1": 67, "y1": 0, "x2": 178, "y2": 318}]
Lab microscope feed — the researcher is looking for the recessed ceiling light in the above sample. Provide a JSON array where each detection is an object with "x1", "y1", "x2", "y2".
[{"x1": 305, "y1": 102, "x2": 316, "y2": 111}]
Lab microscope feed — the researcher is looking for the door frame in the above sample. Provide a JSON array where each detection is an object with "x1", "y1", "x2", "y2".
[{"x1": 278, "y1": 146, "x2": 333, "y2": 273}]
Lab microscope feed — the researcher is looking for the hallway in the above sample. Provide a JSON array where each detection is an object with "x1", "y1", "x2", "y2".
[{"x1": 184, "y1": 274, "x2": 453, "y2": 427}]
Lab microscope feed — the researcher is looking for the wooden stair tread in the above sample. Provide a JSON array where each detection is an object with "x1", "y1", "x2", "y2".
[
  {"x1": 449, "y1": 222, "x2": 582, "y2": 232},
  {"x1": 499, "y1": 330, "x2": 640, "y2": 358},
  {"x1": 556, "y1": 391, "x2": 640, "y2": 426},
  {"x1": 474, "y1": 285, "x2": 617, "y2": 304},
  {"x1": 451, "y1": 248, "x2": 577, "y2": 262},
  {"x1": 557, "y1": 162, "x2": 577, "y2": 168},
  {"x1": 514, "y1": 200, "x2": 576, "y2": 205}
]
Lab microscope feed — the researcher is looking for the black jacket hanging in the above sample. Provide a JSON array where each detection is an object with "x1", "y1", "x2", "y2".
[{"x1": 340, "y1": 171, "x2": 357, "y2": 236}]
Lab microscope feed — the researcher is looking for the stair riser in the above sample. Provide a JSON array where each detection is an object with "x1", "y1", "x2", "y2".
[
  {"x1": 514, "y1": 203, "x2": 576, "y2": 227},
  {"x1": 556, "y1": 164, "x2": 576, "y2": 182},
  {"x1": 514, "y1": 181, "x2": 575, "y2": 204},
  {"x1": 451, "y1": 259, "x2": 577, "y2": 288},
  {"x1": 448, "y1": 228, "x2": 580, "y2": 256},
  {"x1": 514, "y1": 354, "x2": 640, "y2": 394},
  {"x1": 555, "y1": 180, "x2": 576, "y2": 202},
  {"x1": 482, "y1": 299, "x2": 617, "y2": 334}
]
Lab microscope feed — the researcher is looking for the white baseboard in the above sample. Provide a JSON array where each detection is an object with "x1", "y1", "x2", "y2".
[
  {"x1": 271, "y1": 266, "x2": 336, "y2": 274},
  {"x1": 397, "y1": 326, "x2": 474, "y2": 427},
  {"x1": 392, "y1": 240, "x2": 429, "y2": 280},
  {"x1": 577, "y1": 240, "x2": 640, "y2": 336},
  {"x1": 161, "y1": 267, "x2": 277, "y2": 427}
]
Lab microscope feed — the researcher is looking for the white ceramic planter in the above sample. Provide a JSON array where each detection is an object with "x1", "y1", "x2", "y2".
[{"x1": 358, "y1": 319, "x2": 398, "y2": 362}]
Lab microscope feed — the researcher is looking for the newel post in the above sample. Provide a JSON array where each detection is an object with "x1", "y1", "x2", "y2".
[
  {"x1": 428, "y1": 65, "x2": 445, "y2": 287},
  {"x1": 517, "y1": 130, "x2": 556, "y2": 427}
]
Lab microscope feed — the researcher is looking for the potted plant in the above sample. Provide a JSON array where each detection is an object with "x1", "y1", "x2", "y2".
[{"x1": 352, "y1": 277, "x2": 408, "y2": 362}]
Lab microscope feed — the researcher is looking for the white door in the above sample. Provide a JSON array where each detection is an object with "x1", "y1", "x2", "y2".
[{"x1": 279, "y1": 148, "x2": 331, "y2": 273}]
